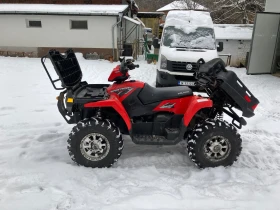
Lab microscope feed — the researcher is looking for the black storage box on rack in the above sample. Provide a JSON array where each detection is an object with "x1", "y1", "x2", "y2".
[
  {"x1": 217, "y1": 70, "x2": 259, "y2": 118},
  {"x1": 48, "y1": 49, "x2": 82, "y2": 88},
  {"x1": 42, "y1": 48, "x2": 109, "y2": 104},
  {"x1": 41, "y1": 49, "x2": 83, "y2": 90},
  {"x1": 198, "y1": 58, "x2": 259, "y2": 118}
]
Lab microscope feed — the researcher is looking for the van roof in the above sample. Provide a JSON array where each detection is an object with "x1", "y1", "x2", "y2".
[{"x1": 165, "y1": 10, "x2": 213, "y2": 28}]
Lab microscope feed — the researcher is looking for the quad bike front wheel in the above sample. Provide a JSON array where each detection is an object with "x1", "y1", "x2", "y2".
[
  {"x1": 67, "y1": 118, "x2": 123, "y2": 168},
  {"x1": 187, "y1": 119, "x2": 242, "y2": 168}
]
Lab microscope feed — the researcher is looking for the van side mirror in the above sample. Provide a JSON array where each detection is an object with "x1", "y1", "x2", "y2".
[
  {"x1": 153, "y1": 38, "x2": 161, "y2": 49},
  {"x1": 217, "y1": 42, "x2": 224, "y2": 52}
]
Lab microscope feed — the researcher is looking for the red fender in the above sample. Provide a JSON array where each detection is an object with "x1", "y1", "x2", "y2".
[
  {"x1": 183, "y1": 97, "x2": 213, "y2": 126},
  {"x1": 84, "y1": 95, "x2": 131, "y2": 130}
]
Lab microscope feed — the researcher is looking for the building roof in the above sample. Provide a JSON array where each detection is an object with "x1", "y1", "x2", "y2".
[
  {"x1": 123, "y1": 16, "x2": 141, "y2": 25},
  {"x1": 0, "y1": 4, "x2": 128, "y2": 16},
  {"x1": 214, "y1": 24, "x2": 253, "y2": 40},
  {"x1": 137, "y1": 12, "x2": 165, "y2": 18},
  {"x1": 157, "y1": 0, "x2": 207, "y2": 12}
]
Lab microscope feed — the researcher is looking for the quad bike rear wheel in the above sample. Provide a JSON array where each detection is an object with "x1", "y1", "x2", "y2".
[
  {"x1": 67, "y1": 118, "x2": 123, "y2": 168},
  {"x1": 187, "y1": 119, "x2": 242, "y2": 168}
]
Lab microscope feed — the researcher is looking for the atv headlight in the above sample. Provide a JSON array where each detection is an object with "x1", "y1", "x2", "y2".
[{"x1": 160, "y1": 55, "x2": 167, "y2": 69}]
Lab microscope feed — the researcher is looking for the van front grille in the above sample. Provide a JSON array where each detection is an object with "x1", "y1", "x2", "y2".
[{"x1": 167, "y1": 61, "x2": 198, "y2": 72}]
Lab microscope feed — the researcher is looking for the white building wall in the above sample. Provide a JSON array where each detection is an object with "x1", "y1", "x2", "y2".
[
  {"x1": 0, "y1": 15, "x2": 117, "y2": 49},
  {"x1": 217, "y1": 39, "x2": 251, "y2": 67},
  {"x1": 265, "y1": 0, "x2": 280, "y2": 13}
]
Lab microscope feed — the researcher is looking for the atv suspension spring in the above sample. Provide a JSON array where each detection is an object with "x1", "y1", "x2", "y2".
[
  {"x1": 215, "y1": 112, "x2": 224, "y2": 121},
  {"x1": 96, "y1": 108, "x2": 102, "y2": 118}
]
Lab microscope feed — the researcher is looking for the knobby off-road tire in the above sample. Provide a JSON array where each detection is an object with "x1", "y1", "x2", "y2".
[
  {"x1": 187, "y1": 119, "x2": 242, "y2": 168},
  {"x1": 67, "y1": 118, "x2": 123, "y2": 168}
]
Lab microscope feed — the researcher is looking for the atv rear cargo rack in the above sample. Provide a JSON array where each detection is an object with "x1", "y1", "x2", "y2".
[{"x1": 41, "y1": 49, "x2": 82, "y2": 90}]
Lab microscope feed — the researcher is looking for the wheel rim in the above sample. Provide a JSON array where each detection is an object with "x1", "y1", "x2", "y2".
[
  {"x1": 80, "y1": 133, "x2": 110, "y2": 161},
  {"x1": 203, "y1": 136, "x2": 231, "y2": 162}
]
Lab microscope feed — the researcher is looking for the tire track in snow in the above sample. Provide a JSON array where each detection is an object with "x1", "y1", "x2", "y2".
[
  {"x1": 1, "y1": 59, "x2": 280, "y2": 209},
  {"x1": 237, "y1": 129, "x2": 280, "y2": 170}
]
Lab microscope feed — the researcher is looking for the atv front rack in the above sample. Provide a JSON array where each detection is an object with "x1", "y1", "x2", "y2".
[
  {"x1": 41, "y1": 49, "x2": 82, "y2": 90},
  {"x1": 57, "y1": 83, "x2": 110, "y2": 124}
]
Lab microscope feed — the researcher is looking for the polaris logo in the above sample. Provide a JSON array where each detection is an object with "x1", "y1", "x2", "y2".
[
  {"x1": 160, "y1": 103, "x2": 175, "y2": 109},
  {"x1": 186, "y1": 64, "x2": 193, "y2": 71},
  {"x1": 111, "y1": 87, "x2": 133, "y2": 97}
]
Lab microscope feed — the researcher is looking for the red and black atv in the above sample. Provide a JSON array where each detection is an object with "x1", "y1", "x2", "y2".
[{"x1": 42, "y1": 49, "x2": 259, "y2": 168}]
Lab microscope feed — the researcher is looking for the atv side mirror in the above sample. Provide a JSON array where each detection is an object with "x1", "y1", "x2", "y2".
[{"x1": 217, "y1": 42, "x2": 224, "y2": 52}]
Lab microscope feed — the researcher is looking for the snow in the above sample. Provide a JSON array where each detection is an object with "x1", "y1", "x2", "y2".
[
  {"x1": 214, "y1": 24, "x2": 253, "y2": 40},
  {"x1": 1, "y1": 54, "x2": 280, "y2": 209},
  {"x1": 0, "y1": 4, "x2": 128, "y2": 15},
  {"x1": 164, "y1": 10, "x2": 214, "y2": 29},
  {"x1": 164, "y1": 29, "x2": 216, "y2": 49},
  {"x1": 123, "y1": 16, "x2": 141, "y2": 25},
  {"x1": 157, "y1": 0, "x2": 207, "y2": 12},
  {"x1": 162, "y1": 12, "x2": 216, "y2": 50}
]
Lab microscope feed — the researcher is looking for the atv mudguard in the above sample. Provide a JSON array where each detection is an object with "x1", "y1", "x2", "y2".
[
  {"x1": 84, "y1": 95, "x2": 212, "y2": 131},
  {"x1": 84, "y1": 95, "x2": 132, "y2": 131},
  {"x1": 183, "y1": 97, "x2": 213, "y2": 126}
]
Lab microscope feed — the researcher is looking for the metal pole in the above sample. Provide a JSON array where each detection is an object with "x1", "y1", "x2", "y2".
[{"x1": 112, "y1": 13, "x2": 123, "y2": 61}]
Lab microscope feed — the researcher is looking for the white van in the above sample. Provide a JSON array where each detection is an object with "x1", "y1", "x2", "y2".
[{"x1": 156, "y1": 10, "x2": 223, "y2": 87}]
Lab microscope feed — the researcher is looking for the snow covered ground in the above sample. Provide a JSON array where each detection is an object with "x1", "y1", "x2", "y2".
[{"x1": 1, "y1": 55, "x2": 280, "y2": 210}]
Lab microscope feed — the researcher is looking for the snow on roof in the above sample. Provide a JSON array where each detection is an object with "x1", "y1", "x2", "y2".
[
  {"x1": 214, "y1": 24, "x2": 253, "y2": 40},
  {"x1": 164, "y1": 10, "x2": 213, "y2": 28},
  {"x1": 157, "y1": 0, "x2": 207, "y2": 12},
  {"x1": 138, "y1": 12, "x2": 165, "y2": 15},
  {"x1": 0, "y1": 4, "x2": 128, "y2": 16},
  {"x1": 123, "y1": 16, "x2": 140, "y2": 25}
]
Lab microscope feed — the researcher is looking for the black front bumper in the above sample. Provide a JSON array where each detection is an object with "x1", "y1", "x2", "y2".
[{"x1": 57, "y1": 91, "x2": 77, "y2": 124}]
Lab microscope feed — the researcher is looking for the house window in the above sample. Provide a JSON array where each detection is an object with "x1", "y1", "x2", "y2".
[
  {"x1": 27, "y1": 20, "x2": 42, "y2": 28},
  {"x1": 70, "y1": 20, "x2": 88, "y2": 30}
]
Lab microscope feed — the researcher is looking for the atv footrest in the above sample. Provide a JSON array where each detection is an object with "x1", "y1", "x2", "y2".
[
  {"x1": 164, "y1": 128, "x2": 179, "y2": 140},
  {"x1": 132, "y1": 135, "x2": 179, "y2": 145}
]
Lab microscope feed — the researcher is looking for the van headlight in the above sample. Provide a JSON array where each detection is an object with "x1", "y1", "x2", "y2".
[{"x1": 160, "y1": 55, "x2": 167, "y2": 69}]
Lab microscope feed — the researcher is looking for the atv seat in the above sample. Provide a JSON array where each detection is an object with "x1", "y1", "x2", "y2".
[{"x1": 139, "y1": 84, "x2": 193, "y2": 105}]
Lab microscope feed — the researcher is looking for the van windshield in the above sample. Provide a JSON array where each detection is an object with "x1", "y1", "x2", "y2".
[{"x1": 162, "y1": 26, "x2": 216, "y2": 50}]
